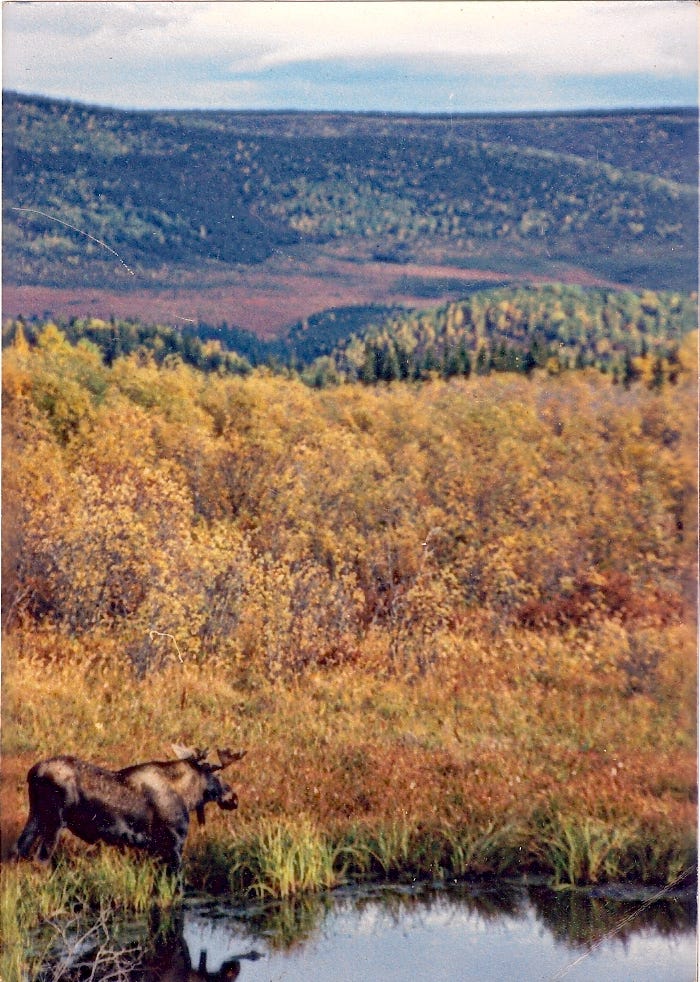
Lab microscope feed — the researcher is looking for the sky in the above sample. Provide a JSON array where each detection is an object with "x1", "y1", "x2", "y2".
[{"x1": 2, "y1": 1, "x2": 698, "y2": 114}]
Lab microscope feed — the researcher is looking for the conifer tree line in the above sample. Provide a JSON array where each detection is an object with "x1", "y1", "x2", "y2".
[
  {"x1": 312, "y1": 285, "x2": 696, "y2": 387},
  {"x1": 3, "y1": 283, "x2": 695, "y2": 390}
]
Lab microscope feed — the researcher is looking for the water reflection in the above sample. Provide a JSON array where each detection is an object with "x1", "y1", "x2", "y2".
[
  {"x1": 141, "y1": 912, "x2": 263, "y2": 980},
  {"x1": 529, "y1": 883, "x2": 695, "y2": 949},
  {"x1": 33, "y1": 881, "x2": 696, "y2": 981}
]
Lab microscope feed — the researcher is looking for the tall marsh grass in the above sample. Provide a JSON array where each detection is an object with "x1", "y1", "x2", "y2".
[
  {"x1": 186, "y1": 814, "x2": 696, "y2": 899},
  {"x1": 537, "y1": 815, "x2": 640, "y2": 887},
  {"x1": 188, "y1": 820, "x2": 530, "y2": 898},
  {"x1": 534, "y1": 813, "x2": 697, "y2": 888},
  {"x1": 443, "y1": 822, "x2": 523, "y2": 878},
  {"x1": 228, "y1": 818, "x2": 351, "y2": 898}
]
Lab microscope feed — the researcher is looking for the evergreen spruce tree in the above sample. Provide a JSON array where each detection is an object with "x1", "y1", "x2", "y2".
[
  {"x1": 649, "y1": 355, "x2": 665, "y2": 390},
  {"x1": 523, "y1": 347, "x2": 538, "y2": 377},
  {"x1": 360, "y1": 343, "x2": 378, "y2": 384},
  {"x1": 442, "y1": 345, "x2": 463, "y2": 379},
  {"x1": 622, "y1": 349, "x2": 639, "y2": 389},
  {"x1": 476, "y1": 345, "x2": 491, "y2": 376},
  {"x1": 423, "y1": 345, "x2": 441, "y2": 375},
  {"x1": 380, "y1": 344, "x2": 401, "y2": 382},
  {"x1": 458, "y1": 339, "x2": 472, "y2": 378},
  {"x1": 397, "y1": 346, "x2": 414, "y2": 380}
]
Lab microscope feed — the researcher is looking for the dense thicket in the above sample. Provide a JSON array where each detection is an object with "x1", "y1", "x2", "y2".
[
  {"x1": 3, "y1": 324, "x2": 695, "y2": 678},
  {"x1": 3, "y1": 93, "x2": 696, "y2": 290}
]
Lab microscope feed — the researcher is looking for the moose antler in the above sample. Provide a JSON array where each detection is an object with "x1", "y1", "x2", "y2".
[
  {"x1": 216, "y1": 748, "x2": 247, "y2": 768},
  {"x1": 171, "y1": 745, "x2": 246, "y2": 769}
]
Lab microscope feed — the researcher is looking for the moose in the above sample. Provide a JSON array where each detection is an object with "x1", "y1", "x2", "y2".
[{"x1": 14, "y1": 745, "x2": 246, "y2": 873}]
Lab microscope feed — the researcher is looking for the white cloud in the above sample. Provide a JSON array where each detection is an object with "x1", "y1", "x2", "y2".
[
  {"x1": 4, "y1": 1, "x2": 178, "y2": 37},
  {"x1": 2, "y1": 0, "x2": 696, "y2": 110},
  {"x1": 218, "y1": 1, "x2": 697, "y2": 77}
]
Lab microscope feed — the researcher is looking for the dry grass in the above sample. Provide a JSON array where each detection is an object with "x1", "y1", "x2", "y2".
[
  {"x1": 2, "y1": 618, "x2": 695, "y2": 979},
  {"x1": 3, "y1": 618, "x2": 695, "y2": 877}
]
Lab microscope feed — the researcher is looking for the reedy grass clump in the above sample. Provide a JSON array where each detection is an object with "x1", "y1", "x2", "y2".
[
  {"x1": 359, "y1": 821, "x2": 414, "y2": 879},
  {"x1": 440, "y1": 822, "x2": 524, "y2": 879},
  {"x1": 536, "y1": 815, "x2": 642, "y2": 887},
  {"x1": 336, "y1": 821, "x2": 521, "y2": 881},
  {"x1": 532, "y1": 813, "x2": 697, "y2": 888},
  {"x1": 227, "y1": 818, "x2": 352, "y2": 898}
]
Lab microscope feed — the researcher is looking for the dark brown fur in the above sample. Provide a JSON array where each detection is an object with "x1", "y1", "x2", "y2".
[{"x1": 14, "y1": 746, "x2": 246, "y2": 873}]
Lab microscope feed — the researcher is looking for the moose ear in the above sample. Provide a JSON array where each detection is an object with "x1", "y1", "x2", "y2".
[
  {"x1": 171, "y1": 743, "x2": 209, "y2": 762},
  {"x1": 217, "y1": 748, "x2": 247, "y2": 769},
  {"x1": 171, "y1": 743, "x2": 196, "y2": 760}
]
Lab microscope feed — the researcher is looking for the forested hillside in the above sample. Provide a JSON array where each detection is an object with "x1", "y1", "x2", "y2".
[
  {"x1": 296, "y1": 285, "x2": 697, "y2": 385},
  {"x1": 3, "y1": 93, "x2": 697, "y2": 297}
]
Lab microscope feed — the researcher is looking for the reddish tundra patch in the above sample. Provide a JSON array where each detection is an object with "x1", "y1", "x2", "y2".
[{"x1": 2, "y1": 252, "x2": 621, "y2": 338}]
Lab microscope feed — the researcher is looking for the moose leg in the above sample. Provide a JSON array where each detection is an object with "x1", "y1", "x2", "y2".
[
  {"x1": 35, "y1": 817, "x2": 64, "y2": 861},
  {"x1": 15, "y1": 813, "x2": 40, "y2": 859},
  {"x1": 150, "y1": 807, "x2": 189, "y2": 876},
  {"x1": 16, "y1": 775, "x2": 67, "y2": 862},
  {"x1": 35, "y1": 789, "x2": 67, "y2": 861},
  {"x1": 16, "y1": 807, "x2": 64, "y2": 862}
]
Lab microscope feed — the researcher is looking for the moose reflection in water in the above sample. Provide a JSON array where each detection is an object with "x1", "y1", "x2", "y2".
[
  {"x1": 35, "y1": 906, "x2": 264, "y2": 982},
  {"x1": 140, "y1": 916, "x2": 264, "y2": 982},
  {"x1": 31, "y1": 882, "x2": 696, "y2": 982},
  {"x1": 14, "y1": 745, "x2": 246, "y2": 873}
]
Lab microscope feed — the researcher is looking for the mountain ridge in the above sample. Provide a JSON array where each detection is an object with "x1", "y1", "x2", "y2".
[{"x1": 3, "y1": 92, "x2": 697, "y2": 332}]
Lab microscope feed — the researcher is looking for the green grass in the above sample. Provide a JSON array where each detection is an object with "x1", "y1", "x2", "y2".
[
  {"x1": 187, "y1": 814, "x2": 695, "y2": 899},
  {"x1": 533, "y1": 813, "x2": 697, "y2": 889},
  {"x1": 228, "y1": 818, "x2": 352, "y2": 899}
]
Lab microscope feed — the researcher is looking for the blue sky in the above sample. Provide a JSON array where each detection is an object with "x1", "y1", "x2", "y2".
[{"x1": 2, "y1": 1, "x2": 697, "y2": 114}]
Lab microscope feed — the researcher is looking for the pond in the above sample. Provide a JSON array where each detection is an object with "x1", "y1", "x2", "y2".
[{"x1": 35, "y1": 880, "x2": 696, "y2": 981}]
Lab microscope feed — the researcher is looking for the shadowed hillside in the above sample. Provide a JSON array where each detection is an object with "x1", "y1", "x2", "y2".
[{"x1": 3, "y1": 93, "x2": 697, "y2": 312}]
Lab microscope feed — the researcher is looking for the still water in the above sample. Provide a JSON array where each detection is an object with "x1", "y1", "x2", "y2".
[{"x1": 37, "y1": 881, "x2": 696, "y2": 981}]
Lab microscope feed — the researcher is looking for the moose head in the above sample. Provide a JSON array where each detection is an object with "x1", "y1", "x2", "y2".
[{"x1": 171, "y1": 745, "x2": 247, "y2": 825}]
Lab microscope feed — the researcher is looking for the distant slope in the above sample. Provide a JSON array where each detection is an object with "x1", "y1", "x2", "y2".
[
  {"x1": 3, "y1": 93, "x2": 697, "y2": 299},
  {"x1": 272, "y1": 304, "x2": 401, "y2": 363}
]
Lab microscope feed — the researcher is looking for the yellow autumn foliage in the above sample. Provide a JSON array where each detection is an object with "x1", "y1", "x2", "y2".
[{"x1": 3, "y1": 329, "x2": 695, "y2": 677}]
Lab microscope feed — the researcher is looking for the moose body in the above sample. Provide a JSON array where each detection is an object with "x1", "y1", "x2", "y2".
[{"x1": 15, "y1": 746, "x2": 245, "y2": 872}]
